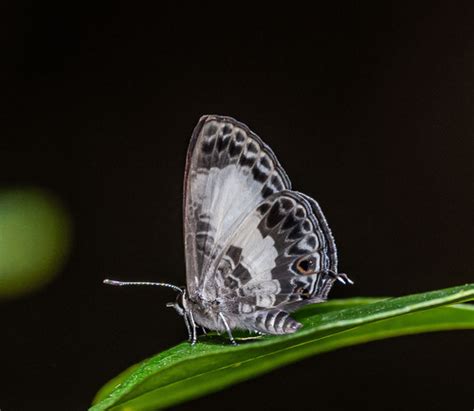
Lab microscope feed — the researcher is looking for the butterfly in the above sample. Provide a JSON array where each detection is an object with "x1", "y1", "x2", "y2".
[{"x1": 104, "y1": 115, "x2": 352, "y2": 345}]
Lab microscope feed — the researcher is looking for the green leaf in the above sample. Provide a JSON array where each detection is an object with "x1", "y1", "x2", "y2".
[{"x1": 91, "y1": 284, "x2": 474, "y2": 411}]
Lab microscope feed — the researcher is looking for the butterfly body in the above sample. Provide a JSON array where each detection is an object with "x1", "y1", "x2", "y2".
[{"x1": 106, "y1": 115, "x2": 352, "y2": 344}]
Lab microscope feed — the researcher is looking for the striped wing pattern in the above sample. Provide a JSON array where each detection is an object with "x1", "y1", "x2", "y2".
[{"x1": 183, "y1": 115, "x2": 340, "y2": 335}]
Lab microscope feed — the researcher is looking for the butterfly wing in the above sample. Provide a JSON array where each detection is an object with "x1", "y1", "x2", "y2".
[
  {"x1": 211, "y1": 190, "x2": 339, "y2": 334},
  {"x1": 183, "y1": 115, "x2": 292, "y2": 297}
]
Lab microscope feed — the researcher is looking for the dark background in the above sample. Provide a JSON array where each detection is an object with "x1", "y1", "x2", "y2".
[{"x1": 2, "y1": 2, "x2": 473, "y2": 410}]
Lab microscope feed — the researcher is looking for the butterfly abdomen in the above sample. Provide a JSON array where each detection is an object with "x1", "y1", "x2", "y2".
[{"x1": 251, "y1": 310, "x2": 302, "y2": 335}]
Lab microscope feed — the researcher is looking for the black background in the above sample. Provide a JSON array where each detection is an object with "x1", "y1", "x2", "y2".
[{"x1": 2, "y1": 2, "x2": 473, "y2": 410}]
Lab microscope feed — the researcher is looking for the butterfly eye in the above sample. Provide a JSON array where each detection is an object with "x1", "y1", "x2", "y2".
[{"x1": 296, "y1": 256, "x2": 316, "y2": 275}]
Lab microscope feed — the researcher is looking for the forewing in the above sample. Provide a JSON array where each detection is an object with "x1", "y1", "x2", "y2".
[
  {"x1": 213, "y1": 190, "x2": 338, "y2": 315},
  {"x1": 183, "y1": 115, "x2": 291, "y2": 296}
]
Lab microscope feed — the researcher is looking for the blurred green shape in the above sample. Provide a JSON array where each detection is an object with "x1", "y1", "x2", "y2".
[{"x1": 0, "y1": 187, "x2": 72, "y2": 299}]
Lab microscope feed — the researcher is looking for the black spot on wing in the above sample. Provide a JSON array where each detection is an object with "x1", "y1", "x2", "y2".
[
  {"x1": 228, "y1": 139, "x2": 243, "y2": 158},
  {"x1": 247, "y1": 141, "x2": 259, "y2": 154},
  {"x1": 271, "y1": 175, "x2": 285, "y2": 192},
  {"x1": 302, "y1": 220, "x2": 311, "y2": 232},
  {"x1": 252, "y1": 165, "x2": 269, "y2": 183},
  {"x1": 257, "y1": 202, "x2": 271, "y2": 215},
  {"x1": 266, "y1": 201, "x2": 286, "y2": 229},
  {"x1": 202, "y1": 137, "x2": 215, "y2": 154},
  {"x1": 233, "y1": 263, "x2": 252, "y2": 285},
  {"x1": 261, "y1": 184, "x2": 275, "y2": 198},
  {"x1": 226, "y1": 245, "x2": 242, "y2": 266},
  {"x1": 195, "y1": 233, "x2": 214, "y2": 256},
  {"x1": 295, "y1": 208, "x2": 305, "y2": 219},
  {"x1": 235, "y1": 130, "x2": 245, "y2": 142},
  {"x1": 306, "y1": 235, "x2": 317, "y2": 249},
  {"x1": 196, "y1": 216, "x2": 212, "y2": 234},
  {"x1": 281, "y1": 207, "x2": 302, "y2": 231},
  {"x1": 239, "y1": 154, "x2": 257, "y2": 168},
  {"x1": 222, "y1": 124, "x2": 233, "y2": 135},
  {"x1": 260, "y1": 156, "x2": 271, "y2": 170},
  {"x1": 216, "y1": 133, "x2": 231, "y2": 153},
  {"x1": 280, "y1": 197, "x2": 294, "y2": 211}
]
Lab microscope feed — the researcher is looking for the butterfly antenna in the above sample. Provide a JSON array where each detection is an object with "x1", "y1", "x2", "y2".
[{"x1": 103, "y1": 279, "x2": 183, "y2": 293}]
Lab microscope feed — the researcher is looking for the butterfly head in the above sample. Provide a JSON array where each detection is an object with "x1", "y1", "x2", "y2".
[{"x1": 166, "y1": 288, "x2": 188, "y2": 317}]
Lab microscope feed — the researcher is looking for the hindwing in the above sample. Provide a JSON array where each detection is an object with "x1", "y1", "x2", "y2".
[{"x1": 211, "y1": 190, "x2": 338, "y2": 314}]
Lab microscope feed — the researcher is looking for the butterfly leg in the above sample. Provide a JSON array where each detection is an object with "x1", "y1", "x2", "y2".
[
  {"x1": 218, "y1": 312, "x2": 238, "y2": 345},
  {"x1": 337, "y1": 273, "x2": 354, "y2": 284},
  {"x1": 327, "y1": 270, "x2": 354, "y2": 285},
  {"x1": 183, "y1": 312, "x2": 192, "y2": 342},
  {"x1": 188, "y1": 310, "x2": 198, "y2": 345}
]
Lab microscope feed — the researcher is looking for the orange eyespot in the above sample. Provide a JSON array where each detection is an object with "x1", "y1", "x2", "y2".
[{"x1": 296, "y1": 256, "x2": 316, "y2": 275}]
